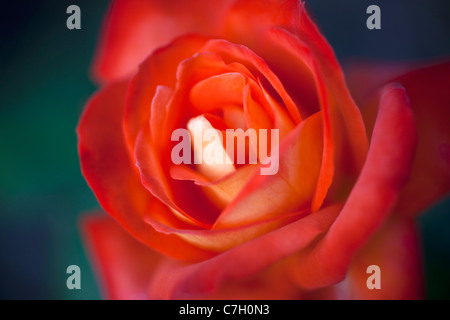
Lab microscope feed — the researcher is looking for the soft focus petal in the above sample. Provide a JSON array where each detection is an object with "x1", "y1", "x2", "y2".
[
  {"x1": 80, "y1": 213, "x2": 163, "y2": 300},
  {"x1": 344, "y1": 60, "x2": 414, "y2": 106},
  {"x1": 347, "y1": 61, "x2": 450, "y2": 217},
  {"x1": 394, "y1": 62, "x2": 450, "y2": 217},
  {"x1": 334, "y1": 217, "x2": 424, "y2": 299},
  {"x1": 92, "y1": 0, "x2": 235, "y2": 83},
  {"x1": 290, "y1": 84, "x2": 417, "y2": 289},
  {"x1": 148, "y1": 204, "x2": 342, "y2": 299}
]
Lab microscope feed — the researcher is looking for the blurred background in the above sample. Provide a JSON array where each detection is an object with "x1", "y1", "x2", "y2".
[{"x1": 0, "y1": 0, "x2": 449, "y2": 299}]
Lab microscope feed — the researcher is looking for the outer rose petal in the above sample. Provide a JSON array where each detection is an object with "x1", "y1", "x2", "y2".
[
  {"x1": 148, "y1": 204, "x2": 342, "y2": 299},
  {"x1": 394, "y1": 62, "x2": 450, "y2": 216},
  {"x1": 80, "y1": 213, "x2": 163, "y2": 300},
  {"x1": 343, "y1": 60, "x2": 414, "y2": 106},
  {"x1": 81, "y1": 213, "x2": 335, "y2": 300},
  {"x1": 334, "y1": 217, "x2": 424, "y2": 299},
  {"x1": 77, "y1": 81, "x2": 214, "y2": 261},
  {"x1": 91, "y1": 0, "x2": 236, "y2": 83},
  {"x1": 347, "y1": 61, "x2": 450, "y2": 217},
  {"x1": 290, "y1": 84, "x2": 417, "y2": 289}
]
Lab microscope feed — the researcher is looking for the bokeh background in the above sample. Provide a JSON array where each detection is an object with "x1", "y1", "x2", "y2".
[{"x1": 1, "y1": 0, "x2": 449, "y2": 299}]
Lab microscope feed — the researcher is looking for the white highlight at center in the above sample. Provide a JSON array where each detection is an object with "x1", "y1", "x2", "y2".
[{"x1": 171, "y1": 116, "x2": 279, "y2": 176}]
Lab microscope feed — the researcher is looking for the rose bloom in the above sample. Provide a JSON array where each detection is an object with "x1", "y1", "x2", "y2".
[{"x1": 77, "y1": 0, "x2": 450, "y2": 299}]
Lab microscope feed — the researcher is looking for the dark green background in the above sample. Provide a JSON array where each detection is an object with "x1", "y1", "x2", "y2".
[{"x1": 1, "y1": 0, "x2": 449, "y2": 299}]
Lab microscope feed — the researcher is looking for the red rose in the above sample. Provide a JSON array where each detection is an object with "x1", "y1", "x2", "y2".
[{"x1": 77, "y1": 0, "x2": 450, "y2": 299}]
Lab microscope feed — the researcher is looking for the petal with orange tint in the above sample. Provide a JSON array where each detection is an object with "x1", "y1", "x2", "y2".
[
  {"x1": 223, "y1": 106, "x2": 247, "y2": 130},
  {"x1": 149, "y1": 85, "x2": 173, "y2": 146},
  {"x1": 291, "y1": 84, "x2": 417, "y2": 289},
  {"x1": 224, "y1": 1, "x2": 369, "y2": 200},
  {"x1": 242, "y1": 85, "x2": 273, "y2": 135},
  {"x1": 170, "y1": 164, "x2": 257, "y2": 209},
  {"x1": 155, "y1": 52, "x2": 236, "y2": 139},
  {"x1": 202, "y1": 39, "x2": 302, "y2": 124},
  {"x1": 148, "y1": 204, "x2": 342, "y2": 299},
  {"x1": 190, "y1": 72, "x2": 246, "y2": 111},
  {"x1": 145, "y1": 211, "x2": 301, "y2": 252},
  {"x1": 263, "y1": 27, "x2": 371, "y2": 211},
  {"x1": 213, "y1": 111, "x2": 323, "y2": 229},
  {"x1": 257, "y1": 80, "x2": 295, "y2": 138},
  {"x1": 291, "y1": 5, "x2": 369, "y2": 171},
  {"x1": 135, "y1": 126, "x2": 221, "y2": 228},
  {"x1": 92, "y1": 0, "x2": 235, "y2": 83},
  {"x1": 224, "y1": 0, "x2": 368, "y2": 159},
  {"x1": 124, "y1": 34, "x2": 209, "y2": 154},
  {"x1": 77, "y1": 81, "x2": 213, "y2": 261}
]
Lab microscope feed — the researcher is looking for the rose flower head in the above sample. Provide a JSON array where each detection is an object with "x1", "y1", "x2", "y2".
[{"x1": 77, "y1": 0, "x2": 450, "y2": 299}]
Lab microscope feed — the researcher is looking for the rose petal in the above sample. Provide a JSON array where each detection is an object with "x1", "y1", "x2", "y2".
[
  {"x1": 225, "y1": 0, "x2": 369, "y2": 169},
  {"x1": 202, "y1": 39, "x2": 302, "y2": 124},
  {"x1": 80, "y1": 213, "x2": 163, "y2": 300},
  {"x1": 187, "y1": 115, "x2": 236, "y2": 181},
  {"x1": 91, "y1": 0, "x2": 235, "y2": 83},
  {"x1": 213, "y1": 111, "x2": 323, "y2": 228},
  {"x1": 258, "y1": 28, "x2": 334, "y2": 213},
  {"x1": 242, "y1": 84, "x2": 273, "y2": 136},
  {"x1": 290, "y1": 5, "x2": 369, "y2": 173},
  {"x1": 148, "y1": 204, "x2": 342, "y2": 299},
  {"x1": 224, "y1": 1, "x2": 370, "y2": 210},
  {"x1": 145, "y1": 211, "x2": 301, "y2": 252},
  {"x1": 77, "y1": 81, "x2": 213, "y2": 261},
  {"x1": 394, "y1": 62, "x2": 450, "y2": 217},
  {"x1": 170, "y1": 164, "x2": 257, "y2": 209},
  {"x1": 352, "y1": 62, "x2": 450, "y2": 217},
  {"x1": 153, "y1": 51, "x2": 237, "y2": 146},
  {"x1": 223, "y1": 105, "x2": 247, "y2": 130},
  {"x1": 190, "y1": 72, "x2": 246, "y2": 111},
  {"x1": 344, "y1": 60, "x2": 414, "y2": 107},
  {"x1": 257, "y1": 80, "x2": 295, "y2": 138},
  {"x1": 290, "y1": 84, "x2": 417, "y2": 289},
  {"x1": 262, "y1": 27, "x2": 372, "y2": 212},
  {"x1": 149, "y1": 85, "x2": 173, "y2": 148},
  {"x1": 135, "y1": 125, "x2": 222, "y2": 228},
  {"x1": 334, "y1": 217, "x2": 424, "y2": 299},
  {"x1": 124, "y1": 34, "x2": 208, "y2": 154}
]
